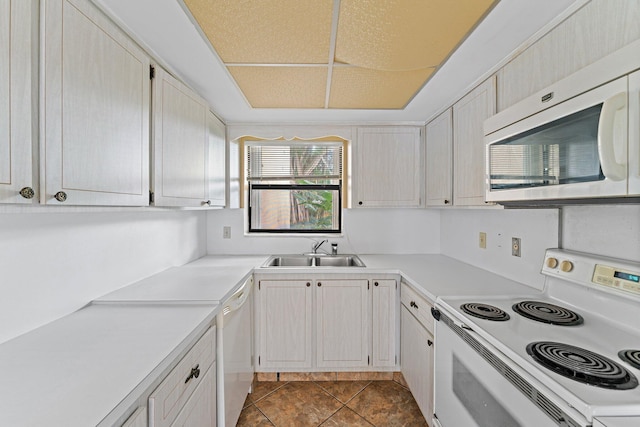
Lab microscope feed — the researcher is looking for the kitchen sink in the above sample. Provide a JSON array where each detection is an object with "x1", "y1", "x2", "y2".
[{"x1": 262, "y1": 254, "x2": 365, "y2": 268}]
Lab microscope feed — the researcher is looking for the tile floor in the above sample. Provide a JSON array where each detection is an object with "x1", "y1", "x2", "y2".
[{"x1": 237, "y1": 379, "x2": 429, "y2": 427}]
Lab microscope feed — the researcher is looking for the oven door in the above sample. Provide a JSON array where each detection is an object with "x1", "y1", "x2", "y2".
[{"x1": 433, "y1": 310, "x2": 588, "y2": 427}]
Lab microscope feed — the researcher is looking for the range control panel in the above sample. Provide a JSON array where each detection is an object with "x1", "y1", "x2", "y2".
[{"x1": 593, "y1": 264, "x2": 640, "y2": 295}]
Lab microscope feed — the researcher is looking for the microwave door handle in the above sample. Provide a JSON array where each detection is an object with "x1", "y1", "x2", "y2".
[{"x1": 598, "y1": 92, "x2": 627, "y2": 181}]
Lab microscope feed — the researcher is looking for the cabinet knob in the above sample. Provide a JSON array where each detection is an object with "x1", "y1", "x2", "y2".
[
  {"x1": 203, "y1": 200, "x2": 212, "y2": 206},
  {"x1": 374, "y1": 282, "x2": 379, "y2": 287},
  {"x1": 54, "y1": 191, "x2": 67, "y2": 202},
  {"x1": 19, "y1": 187, "x2": 35, "y2": 199},
  {"x1": 306, "y1": 282, "x2": 311, "y2": 287},
  {"x1": 317, "y1": 282, "x2": 322, "y2": 287},
  {"x1": 410, "y1": 300, "x2": 419, "y2": 309},
  {"x1": 428, "y1": 340, "x2": 433, "y2": 347},
  {"x1": 358, "y1": 201, "x2": 363, "y2": 205},
  {"x1": 444, "y1": 199, "x2": 450, "y2": 204}
]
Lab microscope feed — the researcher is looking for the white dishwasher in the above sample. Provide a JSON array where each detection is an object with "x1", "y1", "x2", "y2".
[{"x1": 217, "y1": 276, "x2": 254, "y2": 427}]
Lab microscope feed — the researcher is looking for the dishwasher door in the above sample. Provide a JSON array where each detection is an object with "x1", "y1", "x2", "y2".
[{"x1": 217, "y1": 277, "x2": 254, "y2": 427}]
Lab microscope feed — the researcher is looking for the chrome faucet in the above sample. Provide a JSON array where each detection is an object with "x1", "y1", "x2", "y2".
[{"x1": 311, "y1": 239, "x2": 328, "y2": 254}]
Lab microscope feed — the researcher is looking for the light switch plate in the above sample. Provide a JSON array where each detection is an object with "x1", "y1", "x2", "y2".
[{"x1": 223, "y1": 226, "x2": 231, "y2": 239}]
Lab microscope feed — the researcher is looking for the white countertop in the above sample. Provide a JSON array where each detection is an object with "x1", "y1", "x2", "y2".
[
  {"x1": 0, "y1": 303, "x2": 216, "y2": 427},
  {"x1": 0, "y1": 253, "x2": 537, "y2": 427},
  {"x1": 358, "y1": 254, "x2": 538, "y2": 302},
  {"x1": 96, "y1": 256, "x2": 268, "y2": 303}
]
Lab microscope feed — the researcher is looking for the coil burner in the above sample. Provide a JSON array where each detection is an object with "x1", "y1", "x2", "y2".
[
  {"x1": 513, "y1": 301, "x2": 583, "y2": 326},
  {"x1": 527, "y1": 341, "x2": 638, "y2": 390},
  {"x1": 460, "y1": 303, "x2": 510, "y2": 321},
  {"x1": 619, "y1": 350, "x2": 640, "y2": 370}
]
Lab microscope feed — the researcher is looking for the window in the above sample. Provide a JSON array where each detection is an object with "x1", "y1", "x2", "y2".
[{"x1": 246, "y1": 141, "x2": 344, "y2": 233}]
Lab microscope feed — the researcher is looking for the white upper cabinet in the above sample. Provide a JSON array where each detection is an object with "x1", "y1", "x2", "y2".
[
  {"x1": 42, "y1": 0, "x2": 150, "y2": 206},
  {"x1": 355, "y1": 127, "x2": 422, "y2": 207},
  {"x1": 0, "y1": 0, "x2": 37, "y2": 204},
  {"x1": 207, "y1": 111, "x2": 226, "y2": 207},
  {"x1": 497, "y1": 0, "x2": 640, "y2": 111},
  {"x1": 151, "y1": 66, "x2": 211, "y2": 207},
  {"x1": 630, "y1": 70, "x2": 640, "y2": 195},
  {"x1": 453, "y1": 77, "x2": 496, "y2": 206},
  {"x1": 425, "y1": 109, "x2": 453, "y2": 207}
]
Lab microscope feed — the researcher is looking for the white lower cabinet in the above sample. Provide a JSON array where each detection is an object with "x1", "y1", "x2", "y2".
[
  {"x1": 256, "y1": 276, "x2": 397, "y2": 372},
  {"x1": 316, "y1": 279, "x2": 369, "y2": 369},
  {"x1": 148, "y1": 327, "x2": 216, "y2": 427},
  {"x1": 171, "y1": 364, "x2": 216, "y2": 427},
  {"x1": 257, "y1": 280, "x2": 313, "y2": 369},
  {"x1": 400, "y1": 283, "x2": 434, "y2": 423}
]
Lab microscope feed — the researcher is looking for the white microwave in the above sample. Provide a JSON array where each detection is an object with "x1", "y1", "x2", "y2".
[{"x1": 484, "y1": 52, "x2": 640, "y2": 203}]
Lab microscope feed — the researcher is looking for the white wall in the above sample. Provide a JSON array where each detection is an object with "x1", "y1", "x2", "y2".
[
  {"x1": 0, "y1": 210, "x2": 207, "y2": 344},
  {"x1": 561, "y1": 205, "x2": 640, "y2": 261},
  {"x1": 207, "y1": 208, "x2": 440, "y2": 255},
  {"x1": 440, "y1": 208, "x2": 560, "y2": 290}
]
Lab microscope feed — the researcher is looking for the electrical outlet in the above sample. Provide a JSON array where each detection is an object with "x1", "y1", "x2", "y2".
[
  {"x1": 479, "y1": 232, "x2": 487, "y2": 249},
  {"x1": 223, "y1": 226, "x2": 231, "y2": 239},
  {"x1": 512, "y1": 237, "x2": 521, "y2": 257}
]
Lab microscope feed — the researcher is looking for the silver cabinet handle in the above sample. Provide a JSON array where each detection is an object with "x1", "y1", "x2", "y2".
[
  {"x1": 19, "y1": 187, "x2": 35, "y2": 199},
  {"x1": 54, "y1": 191, "x2": 67, "y2": 202}
]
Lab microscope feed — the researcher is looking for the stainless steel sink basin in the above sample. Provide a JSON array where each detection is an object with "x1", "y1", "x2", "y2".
[{"x1": 262, "y1": 254, "x2": 365, "y2": 268}]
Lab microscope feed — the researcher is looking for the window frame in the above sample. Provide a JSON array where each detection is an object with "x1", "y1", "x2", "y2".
[{"x1": 244, "y1": 139, "x2": 346, "y2": 235}]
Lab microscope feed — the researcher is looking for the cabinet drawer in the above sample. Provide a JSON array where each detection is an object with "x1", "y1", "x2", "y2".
[
  {"x1": 149, "y1": 327, "x2": 215, "y2": 427},
  {"x1": 401, "y1": 283, "x2": 434, "y2": 334}
]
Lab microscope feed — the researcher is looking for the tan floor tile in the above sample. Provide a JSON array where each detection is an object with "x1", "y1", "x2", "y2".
[
  {"x1": 255, "y1": 381, "x2": 342, "y2": 427},
  {"x1": 320, "y1": 406, "x2": 374, "y2": 426},
  {"x1": 393, "y1": 371, "x2": 409, "y2": 389},
  {"x1": 315, "y1": 380, "x2": 371, "y2": 404},
  {"x1": 347, "y1": 381, "x2": 428, "y2": 427},
  {"x1": 250, "y1": 381, "x2": 288, "y2": 403},
  {"x1": 236, "y1": 404, "x2": 275, "y2": 426},
  {"x1": 308, "y1": 372, "x2": 338, "y2": 381}
]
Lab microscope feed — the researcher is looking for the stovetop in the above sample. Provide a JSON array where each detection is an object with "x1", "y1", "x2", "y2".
[{"x1": 436, "y1": 249, "x2": 640, "y2": 421}]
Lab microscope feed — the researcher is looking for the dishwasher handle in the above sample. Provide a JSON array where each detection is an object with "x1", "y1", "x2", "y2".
[{"x1": 223, "y1": 277, "x2": 253, "y2": 316}]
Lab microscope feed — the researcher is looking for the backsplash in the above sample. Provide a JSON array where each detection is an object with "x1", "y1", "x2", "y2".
[
  {"x1": 0, "y1": 210, "x2": 207, "y2": 344},
  {"x1": 206, "y1": 208, "x2": 441, "y2": 255}
]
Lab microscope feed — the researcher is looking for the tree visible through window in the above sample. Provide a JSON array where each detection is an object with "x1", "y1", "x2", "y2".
[{"x1": 247, "y1": 141, "x2": 343, "y2": 233}]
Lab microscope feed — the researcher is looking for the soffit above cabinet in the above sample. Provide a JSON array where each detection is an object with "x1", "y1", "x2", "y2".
[{"x1": 183, "y1": 0, "x2": 496, "y2": 110}]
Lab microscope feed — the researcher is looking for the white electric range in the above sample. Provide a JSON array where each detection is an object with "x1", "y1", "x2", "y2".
[{"x1": 433, "y1": 249, "x2": 640, "y2": 427}]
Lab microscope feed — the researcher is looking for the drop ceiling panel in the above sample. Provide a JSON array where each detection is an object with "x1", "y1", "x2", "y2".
[
  {"x1": 183, "y1": 0, "x2": 333, "y2": 64},
  {"x1": 329, "y1": 67, "x2": 434, "y2": 109},
  {"x1": 228, "y1": 66, "x2": 327, "y2": 108},
  {"x1": 335, "y1": 0, "x2": 496, "y2": 71}
]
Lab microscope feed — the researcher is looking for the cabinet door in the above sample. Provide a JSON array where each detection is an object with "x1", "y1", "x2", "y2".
[
  {"x1": 629, "y1": 70, "x2": 640, "y2": 196},
  {"x1": 453, "y1": 77, "x2": 496, "y2": 206},
  {"x1": 401, "y1": 306, "x2": 434, "y2": 422},
  {"x1": 0, "y1": 0, "x2": 37, "y2": 204},
  {"x1": 152, "y1": 66, "x2": 210, "y2": 207},
  {"x1": 258, "y1": 280, "x2": 313, "y2": 369},
  {"x1": 355, "y1": 127, "x2": 422, "y2": 207},
  {"x1": 42, "y1": 0, "x2": 150, "y2": 206},
  {"x1": 425, "y1": 109, "x2": 453, "y2": 207},
  {"x1": 208, "y1": 111, "x2": 226, "y2": 207},
  {"x1": 121, "y1": 407, "x2": 147, "y2": 427},
  {"x1": 316, "y1": 279, "x2": 369, "y2": 369},
  {"x1": 171, "y1": 364, "x2": 216, "y2": 427},
  {"x1": 372, "y1": 279, "x2": 397, "y2": 367}
]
